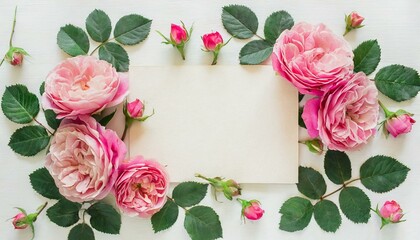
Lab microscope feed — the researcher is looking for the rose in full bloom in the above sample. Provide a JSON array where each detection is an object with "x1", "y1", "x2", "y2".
[
  {"x1": 12, "y1": 213, "x2": 28, "y2": 229},
  {"x1": 42, "y1": 56, "x2": 129, "y2": 119},
  {"x1": 114, "y1": 156, "x2": 169, "y2": 218},
  {"x1": 45, "y1": 116, "x2": 126, "y2": 202},
  {"x1": 126, "y1": 99, "x2": 144, "y2": 119},
  {"x1": 238, "y1": 199, "x2": 264, "y2": 221},
  {"x1": 171, "y1": 23, "x2": 188, "y2": 44},
  {"x1": 272, "y1": 22, "x2": 354, "y2": 95},
  {"x1": 303, "y1": 72, "x2": 379, "y2": 151}
]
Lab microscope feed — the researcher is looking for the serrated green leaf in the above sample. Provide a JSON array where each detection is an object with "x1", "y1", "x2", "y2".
[
  {"x1": 222, "y1": 5, "x2": 258, "y2": 39},
  {"x1": 44, "y1": 109, "x2": 61, "y2": 130},
  {"x1": 98, "y1": 110, "x2": 116, "y2": 126},
  {"x1": 324, "y1": 150, "x2": 352, "y2": 185},
  {"x1": 86, "y1": 202, "x2": 121, "y2": 234},
  {"x1": 375, "y1": 65, "x2": 420, "y2": 102},
  {"x1": 339, "y1": 187, "x2": 371, "y2": 223},
  {"x1": 184, "y1": 206, "x2": 222, "y2": 240},
  {"x1": 353, "y1": 40, "x2": 381, "y2": 75},
  {"x1": 297, "y1": 166, "x2": 326, "y2": 199},
  {"x1": 298, "y1": 93, "x2": 304, "y2": 102},
  {"x1": 173, "y1": 182, "x2": 208, "y2": 208},
  {"x1": 239, "y1": 40, "x2": 273, "y2": 65},
  {"x1": 360, "y1": 155, "x2": 410, "y2": 193},
  {"x1": 313, "y1": 200, "x2": 341, "y2": 233},
  {"x1": 2, "y1": 84, "x2": 39, "y2": 124},
  {"x1": 57, "y1": 24, "x2": 90, "y2": 56},
  {"x1": 264, "y1": 10, "x2": 294, "y2": 44},
  {"x1": 99, "y1": 42, "x2": 129, "y2": 72},
  {"x1": 151, "y1": 200, "x2": 179, "y2": 233},
  {"x1": 86, "y1": 9, "x2": 112, "y2": 42},
  {"x1": 39, "y1": 82, "x2": 45, "y2": 96},
  {"x1": 298, "y1": 107, "x2": 306, "y2": 129},
  {"x1": 29, "y1": 167, "x2": 62, "y2": 200},
  {"x1": 47, "y1": 199, "x2": 81, "y2": 227},
  {"x1": 114, "y1": 14, "x2": 152, "y2": 45},
  {"x1": 279, "y1": 197, "x2": 313, "y2": 232},
  {"x1": 68, "y1": 223, "x2": 95, "y2": 240},
  {"x1": 9, "y1": 125, "x2": 50, "y2": 156}
]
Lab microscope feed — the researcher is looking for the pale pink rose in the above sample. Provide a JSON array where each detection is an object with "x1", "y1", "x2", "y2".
[
  {"x1": 12, "y1": 213, "x2": 28, "y2": 229},
  {"x1": 42, "y1": 56, "x2": 129, "y2": 119},
  {"x1": 385, "y1": 114, "x2": 415, "y2": 138},
  {"x1": 350, "y1": 12, "x2": 364, "y2": 27},
  {"x1": 126, "y1": 99, "x2": 144, "y2": 119},
  {"x1": 305, "y1": 72, "x2": 379, "y2": 151},
  {"x1": 114, "y1": 156, "x2": 169, "y2": 218},
  {"x1": 302, "y1": 98, "x2": 321, "y2": 138},
  {"x1": 380, "y1": 200, "x2": 403, "y2": 222},
  {"x1": 202, "y1": 32, "x2": 223, "y2": 51},
  {"x1": 45, "y1": 116, "x2": 126, "y2": 202},
  {"x1": 171, "y1": 23, "x2": 187, "y2": 44},
  {"x1": 272, "y1": 22, "x2": 354, "y2": 95}
]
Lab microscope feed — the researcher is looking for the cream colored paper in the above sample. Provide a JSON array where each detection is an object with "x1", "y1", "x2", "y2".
[{"x1": 129, "y1": 66, "x2": 298, "y2": 183}]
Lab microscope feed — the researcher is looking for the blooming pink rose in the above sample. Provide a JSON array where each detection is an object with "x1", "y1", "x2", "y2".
[
  {"x1": 272, "y1": 22, "x2": 354, "y2": 95},
  {"x1": 114, "y1": 156, "x2": 169, "y2": 218},
  {"x1": 12, "y1": 213, "x2": 28, "y2": 229},
  {"x1": 171, "y1": 23, "x2": 187, "y2": 44},
  {"x1": 385, "y1": 114, "x2": 415, "y2": 138},
  {"x1": 380, "y1": 200, "x2": 403, "y2": 222},
  {"x1": 202, "y1": 32, "x2": 223, "y2": 51},
  {"x1": 350, "y1": 12, "x2": 364, "y2": 27},
  {"x1": 126, "y1": 99, "x2": 144, "y2": 119},
  {"x1": 42, "y1": 56, "x2": 129, "y2": 119},
  {"x1": 45, "y1": 116, "x2": 126, "y2": 202},
  {"x1": 304, "y1": 72, "x2": 379, "y2": 151},
  {"x1": 302, "y1": 98, "x2": 321, "y2": 138}
]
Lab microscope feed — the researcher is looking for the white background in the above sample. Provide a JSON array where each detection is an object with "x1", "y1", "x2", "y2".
[{"x1": 1, "y1": 0, "x2": 419, "y2": 240}]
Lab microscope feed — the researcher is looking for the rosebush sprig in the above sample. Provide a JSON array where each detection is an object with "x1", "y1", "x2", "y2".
[{"x1": 10, "y1": 202, "x2": 47, "y2": 240}]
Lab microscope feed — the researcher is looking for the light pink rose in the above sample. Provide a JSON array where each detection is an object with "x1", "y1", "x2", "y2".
[
  {"x1": 385, "y1": 114, "x2": 415, "y2": 138},
  {"x1": 380, "y1": 200, "x2": 403, "y2": 222},
  {"x1": 304, "y1": 72, "x2": 379, "y2": 151},
  {"x1": 42, "y1": 56, "x2": 129, "y2": 119},
  {"x1": 45, "y1": 116, "x2": 126, "y2": 202},
  {"x1": 350, "y1": 12, "x2": 364, "y2": 27},
  {"x1": 170, "y1": 23, "x2": 187, "y2": 44},
  {"x1": 272, "y1": 22, "x2": 354, "y2": 96},
  {"x1": 114, "y1": 156, "x2": 169, "y2": 218},
  {"x1": 202, "y1": 32, "x2": 223, "y2": 51},
  {"x1": 126, "y1": 99, "x2": 144, "y2": 119}
]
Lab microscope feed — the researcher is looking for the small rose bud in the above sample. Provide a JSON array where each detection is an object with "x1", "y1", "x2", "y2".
[
  {"x1": 344, "y1": 11, "x2": 365, "y2": 36},
  {"x1": 374, "y1": 200, "x2": 405, "y2": 229},
  {"x1": 385, "y1": 114, "x2": 415, "y2": 138},
  {"x1": 12, "y1": 212, "x2": 29, "y2": 229},
  {"x1": 126, "y1": 99, "x2": 144, "y2": 119},
  {"x1": 3, "y1": 47, "x2": 28, "y2": 67},
  {"x1": 202, "y1": 31, "x2": 230, "y2": 65},
  {"x1": 195, "y1": 174, "x2": 241, "y2": 201},
  {"x1": 302, "y1": 138, "x2": 324, "y2": 154},
  {"x1": 157, "y1": 21, "x2": 192, "y2": 60},
  {"x1": 10, "y1": 202, "x2": 48, "y2": 239},
  {"x1": 122, "y1": 99, "x2": 154, "y2": 140},
  {"x1": 238, "y1": 198, "x2": 265, "y2": 221}
]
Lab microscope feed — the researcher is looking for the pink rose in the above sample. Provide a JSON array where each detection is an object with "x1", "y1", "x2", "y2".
[
  {"x1": 171, "y1": 23, "x2": 187, "y2": 44},
  {"x1": 202, "y1": 32, "x2": 223, "y2": 51},
  {"x1": 11, "y1": 52, "x2": 24, "y2": 66},
  {"x1": 380, "y1": 201, "x2": 403, "y2": 223},
  {"x1": 385, "y1": 114, "x2": 415, "y2": 138},
  {"x1": 45, "y1": 116, "x2": 126, "y2": 202},
  {"x1": 42, "y1": 56, "x2": 128, "y2": 119},
  {"x1": 126, "y1": 99, "x2": 144, "y2": 119},
  {"x1": 350, "y1": 12, "x2": 364, "y2": 27},
  {"x1": 304, "y1": 72, "x2": 379, "y2": 151},
  {"x1": 12, "y1": 213, "x2": 28, "y2": 229},
  {"x1": 302, "y1": 98, "x2": 321, "y2": 138},
  {"x1": 238, "y1": 199, "x2": 264, "y2": 221},
  {"x1": 272, "y1": 22, "x2": 354, "y2": 96},
  {"x1": 114, "y1": 156, "x2": 169, "y2": 218}
]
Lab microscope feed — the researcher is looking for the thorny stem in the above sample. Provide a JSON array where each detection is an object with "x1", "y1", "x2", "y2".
[
  {"x1": 167, "y1": 196, "x2": 188, "y2": 212},
  {"x1": 33, "y1": 118, "x2": 54, "y2": 135},
  {"x1": 10, "y1": 6, "x2": 18, "y2": 47},
  {"x1": 320, "y1": 178, "x2": 361, "y2": 200}
]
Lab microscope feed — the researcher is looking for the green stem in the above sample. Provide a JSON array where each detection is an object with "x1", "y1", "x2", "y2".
[
  {"x1": 378, "y1": 100, "x2": 393, "y2": 118},
  {"x1": 195, "y1": 173, "x2": 214, "y2": 183},
  {"x1": 211, "y1": 51, "x2": 219, "y2": 65},
  {"x1": 36, "y1": 202, "x2": 48, "y2": 215},
  {"x1": 33, "y1": 118, "x2": 54, "y2": 135},
  {"x1": 121, "y1": 120, "x2": 130, "y2": 141},
  {"x1": 254, "y1": 33, "x2": 265, "y2": 41},
  {"x1": 320, "y1": 178, "x2": 360, "y2": 200},
  {"x1": 0, "y1": 58, "x2": 5, "y2": 67},
  {"x1": 9, "y1": 6, "x2": 17, "y2": 47},
  {"x1": 167, "y1": 196, "x2": 188, "y2": 212},
  {"x1": 89, "y1": 38, "x2": 115, "y2": 56}
]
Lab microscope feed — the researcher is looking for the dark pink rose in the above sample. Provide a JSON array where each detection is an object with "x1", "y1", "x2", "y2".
[
  {"x1": 202, "y1": 32, "x2": 223, "y2": 51},
  {"x1": 385, "y1": 114, "x2": 415, "y2": 138},
  {"x1": 302, "y1": 98, "x2": 321, "y2": 138},
  {"x1": 45, "y1": 116, "x2": 126, "y2": 202},
  {"x1": 114, "y1": 156, "x2": 169, "y2": 218},
  {"x1": 272, "y1": 22, "x2": 353, "y2": 96},
  {"x1": 380, "y1": 200, "x2": 403, "y2": 223},
  {"x1": 240, "y1": 200, "x2": 264, "y2": 221},
  {"x1": 170, "y1": 23, "x2": 187, "y2": 44},
  {"x1": 126, "y1": 99, "x2": 144, "y2": 119}
]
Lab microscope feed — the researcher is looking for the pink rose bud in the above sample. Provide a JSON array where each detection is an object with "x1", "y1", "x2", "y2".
[
  {"x1": 11, "y1": 51, "x2": 24, "y2": 66},
  {"x1": 170, "y1": 24, "x2": 188, "y2": 44},
  {"x1": 12, "y1": 212, "x2": 29, "y2": 229},
  {"x1": 10, "y1": 202, "x2": 47, "y2": 239},
  {"x1": 126, "y1": 99, "x2": 144, "y2": 119},
  {"x1": 385, "y1": 114, "x2": 415, "y2": 138},
  {"x1": 238, "y1": 198, "x2": 265, "y2": 221},
  {"x1": 202, "y1": 32, "x2": 223, "y2": 51},
  {"x1": 3, "y1": 47, "x2": 28, "y2": 67},
  {"x1": 374, "y1": 200, "x2": 405, "y2": 229},
  {"x1": 301, "y1": 138, "x2": 324, "y2": 154},
  {"x1": 195, "y1": 174, "x2": 241, "y2": 201},
  {"x1": 344, "y1": 11, "x2": 365, "y2": 36}
]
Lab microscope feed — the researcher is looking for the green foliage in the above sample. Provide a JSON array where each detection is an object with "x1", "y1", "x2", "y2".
[
  {"x1": 68, "y1": 223, "x2": 95, "y2": 240},
  {"x1": 86, "y1": 202, "x2": 121, "y2": 234},
  {"x1": 313, "y1": 200, "x2": 341, "y2": 233},
  {"x1": 99, "y1": 42, "x2": 129, "y2": 72},
  {"x1": 2, "y1": 84, "x2": 39, "y2": 124},
  {"x1": 324, "y1": 150, "x2": 351, "y2": 184},
  {"x1": 298, "y1": 107, "x2": 306, "y2": 128},
  {"x1": 339, "y1": 187, "x2": 371, "y2": 223},
  {"x1": 222, "y1": 5, "x2": 258, "y2": 39},
  {"x1": 114, "y1": 14, "x2": 152, "y2": 45},
  {"x1": 57, "y1": 24, "x2": 90, "y2": 56},
  {"x1": 264, "y1": 11, "x2": 294, "y2": 44},
  {"x1": 375, "y1": 64, "x2": 420, "y2": 102},
  {"x1": 97, "y1": 110, "x2": 116, "y2": 126},
  {"x1": 151, "y1": 200, "x2": 179, "y2": 233},
  {"x1": 279, "y1": 197, "x2": 313, "y2": 232},
  {"x1": 44, "y1": 109, "x2": 61, "y2": 130},
  {"x1": 353, "y1": 40, "x2": 381, "y2": 75},
  {"x1": 9, "y1": 125, "x2": 50, "y2": 156},
  {"x1": 184, "y1": 206, "x2": 222, "y2": 240},
  {"x1": 296, "y1": 166, "x2": 326, "y2": 199},
  {"x1": 29, "y1": 167, "x2": 62, "y2": 200},
  {"x1": 86, "y1": 9, "x2": 112, "y2": 42},
  {"x1": 47, "y1": 199, "x2": 81, "y2": 227},
  {"x1": 239, "y1": 40, "x2": 273, "y2": 65},
  {"x1": 173, "y1": 182, "x2": 208, "y2": 208}
]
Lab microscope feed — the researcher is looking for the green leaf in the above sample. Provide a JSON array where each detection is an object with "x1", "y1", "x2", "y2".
[
  {"x1": 47, "y1": 199, "x2": 81, "y2": 227},
  {"x1": 239, "y1": 40, "x2": 273, "y2": 65},
  {"x1": 222, "y1": 5, "x2": 258, "y2": 39},
  {"x1": 279, "y1": 197, "x2": 313, "y2": 232},
  {"x1": 173, "y1": 182, "x2": 208, "y2": 208},
  {"x1": 86, "y1": 9, "x2": 112, "y2": 42},
  {"x1": 86, "y1": 202, "x2": 121, "y2": 234},
  {"x1": 151, "y1": 200, "x2": 179, "y2": 233},
  {"x1": 184, "y1": 206, "x2": 222, "y2": 240},
  {"x1": 9, "y1": 125, "x2": 50, "y2": 156},
  {"x1": 353, "y1": 40, "x2": 381, "y2": 75},
  {"x1": 339, "y1": 187, "x2": 371, "y2": 223},
  {"x1": 313, "y1": 200, "x2": 341, "y2": 233},
  {"x1": 39, "y1": 82, "x2": 45, "y2": 96},
  {"x1": 264, "y1": 10, "x2": 294, "y2": 44},
  {"x1": 29, "y1": 167, "x2": 62, "y2": 200},
  {"x1": 44, "y1": 109, "x2": 62, "y2": 130},
  {"x1": 68, "y1": 223, "x2": 95, "y2": 240},
  {"x1": 296, "y1": 166, "x2": 326, "y2": 199},
  {"x1": 57, "y1": 24, "x2": 90, "y2": 56},
  {"x1": 114, "y1": 14, "x2": 152, "y2": 45},
  {"x1": 98, "y1": 110, "x2": 116, "y2": 126},
  {"x1": 2, "y1": 84, "x2": 39, "y2": 124},
  {"x1": 375, "y1": 64, "x2": 420, "y2": 102},
  {"x1": 298, "y1": 107, "x2": 306, "y2": 129},
  {"x1": 99, "y1": 42, "x2": 129, "y2": 72},
  {"x1": 324, "y1": 150, "x2": 352, "y2": 185},
  {"x1": 298, "y1": 93, "x2": 304, "y2": 102},
  {"x1": 360, "y1": 155, "x2": 410, "y2": 193}
]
